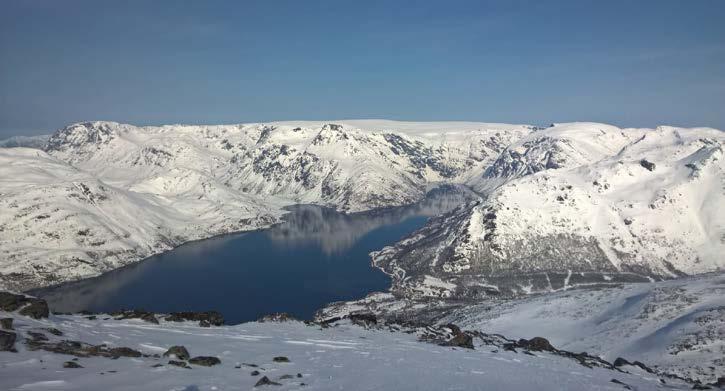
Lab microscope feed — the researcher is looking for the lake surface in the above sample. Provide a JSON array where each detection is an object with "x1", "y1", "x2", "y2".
[{"x1": 35, "y1": 186, "x2": 474, "y2": 324}]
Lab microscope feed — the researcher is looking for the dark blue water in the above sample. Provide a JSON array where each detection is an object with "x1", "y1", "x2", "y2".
[{"x1": 35, "y1": 186, "x2": 473, "y2": 324}]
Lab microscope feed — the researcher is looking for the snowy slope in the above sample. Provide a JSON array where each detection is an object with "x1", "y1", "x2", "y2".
[
  {"x1": 1, "y1": 120, "x2": 529, "y2": 291},
  {"x1": 372, "y1": 123, "x2": 725, "y2": 298},
  {"x1": 0, "y1": 305, "x2": 697, "y2": 390},
  {"x1": 0, "y1": 148, "x2": 282, "y2": 291},
  {"x1": 441, "y1": 272, "x2": 725, "y2": 384}
]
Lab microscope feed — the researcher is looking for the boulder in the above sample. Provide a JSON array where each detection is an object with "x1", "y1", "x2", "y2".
[
  {"x1": 19, "y1": 299, "x2": 50, "y2": 319},
  {"x1": 63, "y1": 361, "x2": 83, "y2": 368},
  {"x1": 444, "y1": 333, "x2": 474, "y2": 349},
  {"x1": 189, "y1": 356, "x2": 221, "y2": 366},
  {"x1": 255, "y1": 376, "x2": 281, "y2": 387},
  {"x1": 163, "y1": 345, "x2": 190, "y2": 361},
  {"x1": 109, "y1": 347, "x2": 142, "y2": 358},
  {"x1": 0, "y1": 318, "x2": 13, "y2": 330},
  {"x1": 273, "y1": 356, "x2": 290, "y2": 363},
  {"x1": 518, "y1": 337, "x2": 554, "y2": 352},
  {"x1": 639, "y1": 159, "x2": 656, "y2": 171},
  {"x1": 251, "y1": 370, "x2": 261, "y2": 376},
  {"x1": 0, "y1": 330, "x2": 16, "y2": 351},
  {"x1": 168, "y1": 360, "x2": 190, "y2": 368}
]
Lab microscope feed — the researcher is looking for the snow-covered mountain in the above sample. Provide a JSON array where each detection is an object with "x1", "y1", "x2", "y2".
[
  {"x1": 0, "y1": 134, "x2": 50, "y2": 149},
  {"x1": 372, "y1": 123, "x2": 725, "y2": 299},
  {"x1": 0, "y1": 120, "x2": 530, "y2": 290}
]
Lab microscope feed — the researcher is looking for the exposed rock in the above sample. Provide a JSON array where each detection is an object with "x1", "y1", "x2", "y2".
[
  {"x1": 444, "y1": 332, "x2": 474, "y2": 349},
  {"x1": 163, "y1": 345, "x2": 190, "y2": 361},
  {"x1": 0, "y1": 330, "x2": 16, "y2": 351},
  {"x1": 251, "y1": 370, "x2": 261, "y2": 376},
  {"x1": 0, "y1": 292, "x2": 27, "y2": 312},
  {"x1": 19, "y1": 300, "x2": 50, "y2": 319},
  {"x1": 255, "y1": 376, "x2": 282, "y2": 387},
  {"x1": 168, "y1": 360, "x2": 190, "y2": 368},
  {"x1": 45, "y1": 327, "x2": 63, "y2": 336},
  {"x1": 1, "y1": 317, "x2": 13, "y2": 330},
  {"x1": 189, "y1": 356, "x2": 221, "y2": 366},
  {"x1": 27, "y1": 331, "x2": 49, "y2": 342},
  {"x1": 613, "y1": 357, "x2": 631, "y2": 367},
  {"x1": 109, "y1": 347, "x2": 142, "y2": 358},
  {"x1": 518, "y1": 337, "x2": 555, "y2": 352},
  {"x1": 151, "y1": 363, "x2": 163, "y2": 368},
  {"x1": 199, "y1": 320, "x2": 211, "y2": 327},
  {"x1": 111, "y1": 309, "x2": 158, "y2": 324},
  {"x1": 63, "y1": 361, "x2": 83, "y2": 368},
  {"x1": 258, "y1": 313, "x2": 297, "y2": 322},
  {"x1": 639, "y1": 159, "x2": 656, "y2": 171},
  {"x1": 0, "y1": 292, "x2": 49, "y2": 319},
  {"x1": 273, "y1": 356, "x2": 290, "y2": 363},
  {"x1": 164, "y1": 311, "x2": 224, "y2": 326},
  {"x1": 349, "y1": 312, "x2": 377, "y2": 327}
]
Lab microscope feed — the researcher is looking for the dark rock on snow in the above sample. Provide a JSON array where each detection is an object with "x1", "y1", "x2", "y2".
[
  {"x1": 45, "y1": 327, "x2": 63, "y2": 336},
  {"x1": 258, "y1": 312, "x2": 297, "y2": 323},
  {"x1": 63, "y1": 361, "x2": 83, "y2": 368},
  {"x1": 0, "y1": 292, "x2": 49, "y2": 319},
  {"x1": 0, "y1": 330, "x2": 17, "y2": 351},
  {"x1": 640, "y1": 159, "x2": 656, "y2": 171},
  {"x1": 109, "y1": 347, "x2": 142, "y2": 358},
  {"x1": 163, "y1": 345, "x2": 190, "y2": 361},
  {"x1": 255, "y1": 376, "x2": 282, "y2": 387},
  {"x1": 164, "y1": 311, "x2": 224, "y2": 327},
  {"x1": 168, "y1": 360, "x2": 190, "y2": 368},
  {"x1": 517, "y1": 337, "x2": 555, "y2": 352},
  {"x1": 0, "y1": 317, "x2": 13, "y2": 330},
  {"x1": 189, "y1": 356, "x2": 221, "y2": 366},
  {"x1": 349, "y1": 312, "x2": 377, "y2": 327},
  {"x1": 273, "y1": 356, "x2": 290, "y2": 363},
  {"x1": 251, "y1": 370, "x2": 261, "y2": 376}
]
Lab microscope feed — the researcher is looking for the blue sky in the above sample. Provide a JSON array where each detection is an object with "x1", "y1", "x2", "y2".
[{"x1": 1, "y1": 0, "x2": 724, "y2": 137}]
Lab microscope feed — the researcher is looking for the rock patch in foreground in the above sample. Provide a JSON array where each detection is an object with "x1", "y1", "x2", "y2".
[
  {"x1": 188, "y1": 356, "x2": 221, "y2": 366},
  {"x1": 163, "y1": 345, "x2": 190, "y2": 361},
  {"x1": 255, "y1": 376, "x2": 281, "y2": 387},
  {"x1": 0, "y1": 330, "x2": 17, "y2": 351}
]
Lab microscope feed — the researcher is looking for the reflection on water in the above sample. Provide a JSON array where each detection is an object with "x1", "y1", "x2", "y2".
[{"x1": 34, "y1": 185, "x2": 476, "y2": 324}]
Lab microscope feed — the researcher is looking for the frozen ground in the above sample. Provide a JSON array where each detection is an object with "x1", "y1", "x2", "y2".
[{"x1": 0, "y1": 307, "x2": 698, "y2": 391}]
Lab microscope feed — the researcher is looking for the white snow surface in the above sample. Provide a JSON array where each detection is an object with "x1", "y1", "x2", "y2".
[
  {"x1": 370, "y1": 123, "x2": 725, "y2": 298},
  {"x1": 0, "y1": 310, "x2": 692, "y2": 390},
  {"x1": 441, "y1": 272, "x2": 725, "y2": 384},
  {"x1": 1, "y1": 120, "x2": 530, "y2": 290}
]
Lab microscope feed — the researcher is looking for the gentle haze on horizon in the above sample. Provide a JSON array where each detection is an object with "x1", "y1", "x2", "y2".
[{"x1": 1, "y1": 0, "x2": 724, "y2": 138}]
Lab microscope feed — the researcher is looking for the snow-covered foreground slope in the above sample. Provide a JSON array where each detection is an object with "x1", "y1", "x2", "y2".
[
  {"x1": 0, "y1": 120, "x2": 531, "y2": 290},
  {"x1": 318, "y1": 272, "x2": 725, "y2": 385},
  {"x1": 0, "y1": 305, "x2": 697, "y2": 390},
  {"x1": 373, "y1": 123, "x2": 725, "y2": 298},
  {"x1": 441, "y1": 272, "x2": 725, "y2": 384}
]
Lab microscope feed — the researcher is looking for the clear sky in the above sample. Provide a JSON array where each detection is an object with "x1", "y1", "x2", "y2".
[{"x1": 1, "y1": 0, "x2": 724, "y2": 138}]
